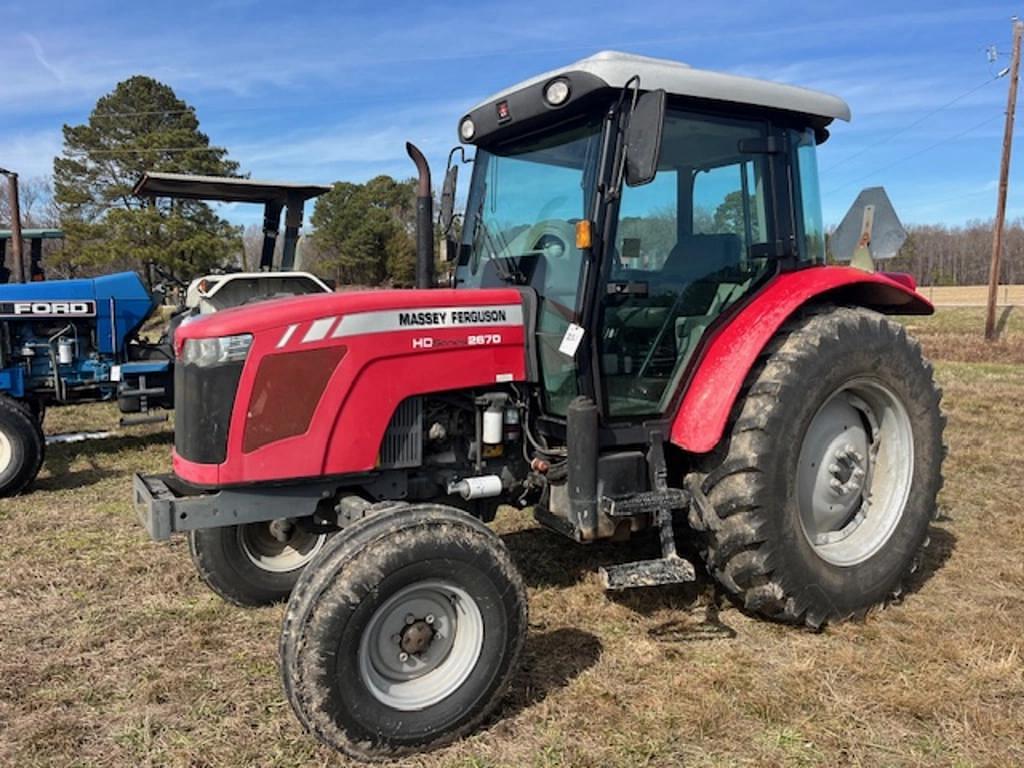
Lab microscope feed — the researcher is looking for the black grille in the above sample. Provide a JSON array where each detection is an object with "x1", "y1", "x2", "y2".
[
  {"x1": 174, "y1": 361, "x2": 245, "y2": 465},
  {"x1": 380, "y1": 397, "x2": 423, "y2": 468}
]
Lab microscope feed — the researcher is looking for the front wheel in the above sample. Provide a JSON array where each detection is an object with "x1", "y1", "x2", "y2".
[
  {"x1": 188, "y1": 521, "x2": 330, "y2": 606},
  {"x1": 693, "y1": 306, "x2": 945, "y2": 628},
  {"x1": 0, "y1": 397, "x2": 45, "y2": 497},
  {"x1": 280, "y1": 504, "x2": 528, "y2": 761}
]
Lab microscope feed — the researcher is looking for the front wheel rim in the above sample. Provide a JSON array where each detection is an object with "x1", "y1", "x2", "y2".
[
  {"x1": 0, "y1": 430, "x2": 12, "y2": 475},
  {"x1": 358, "y1": 580, "x2": 484, "y2": 711},
  {"x1": 237, "y1": 523, "x2": 327, "y2": 573},
  {"x1": 797, "y1": 378, "x2": 915, "y2": 567}
]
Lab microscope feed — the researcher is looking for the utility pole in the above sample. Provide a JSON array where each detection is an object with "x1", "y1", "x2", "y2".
[
  {"x1": 0, "y1": 167, "x2": 25, "y2": 284},
  {"x1": 986, "y1": 17, "x2": 1023, "y2": 341}
]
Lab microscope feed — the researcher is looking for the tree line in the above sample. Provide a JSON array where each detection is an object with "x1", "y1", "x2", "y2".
[{"x1": 2, "y1": 73, "x2": 1023, "y2": 288}]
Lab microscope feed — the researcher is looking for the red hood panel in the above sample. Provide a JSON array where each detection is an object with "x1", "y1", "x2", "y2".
[
  {"x1": 176, "y1": 288, "x2": 525, "y2": 340},
  {"x1": 173, "y1": 286, "x2": 529, "y2": 486}
]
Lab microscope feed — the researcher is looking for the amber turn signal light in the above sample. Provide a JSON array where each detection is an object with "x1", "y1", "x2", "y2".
[{"x1": 576, "y1": 220, "x2": 593, "y2": 250}]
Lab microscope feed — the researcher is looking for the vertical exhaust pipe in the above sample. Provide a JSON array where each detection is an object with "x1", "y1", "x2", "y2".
[{"x1": 406, "y1": 142, "x2": 434, "y2": 289}]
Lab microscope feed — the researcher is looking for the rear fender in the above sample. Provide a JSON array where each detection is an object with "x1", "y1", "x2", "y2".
[{"x1": 669, "y1": 266, "x2": 932, "y2": 454}]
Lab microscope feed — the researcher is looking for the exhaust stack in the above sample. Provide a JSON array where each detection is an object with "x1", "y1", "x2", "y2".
[{"x1": 406, "y1": 143, "x2": 434, "y2": 289}]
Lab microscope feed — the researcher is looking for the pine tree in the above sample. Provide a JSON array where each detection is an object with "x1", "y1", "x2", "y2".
[{"x1": 53, "y1": 75, "x2": 242, "y2": 281}]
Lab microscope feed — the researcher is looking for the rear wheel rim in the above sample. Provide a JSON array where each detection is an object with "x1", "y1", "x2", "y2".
[
  {"x1": 238, "y1": 523, "x2": 327, "y2": 573},
  {"x1": 797, "y1": 378, "x2": 914, "y2": 567},
  {"x1": 0, "y1": 430, "x2": 12, "y2": 475},
  {"x1": 358, "y1": 580, "x2": 484, "y2": 711}
]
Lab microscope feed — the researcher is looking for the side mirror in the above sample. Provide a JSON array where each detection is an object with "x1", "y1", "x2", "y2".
[
  {"x1": 440, "y1": 164, "x2": 458, "y2": 233},
  {"x1": 624, "y1": 89, "x2": 666, "y2": 187},
  {"x1": 442, "y1": 238, "x2": 459, "y2": 262}
]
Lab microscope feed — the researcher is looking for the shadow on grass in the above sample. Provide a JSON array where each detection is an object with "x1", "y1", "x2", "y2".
[
  {"x1": 503, "y1": 524, "x2": 731, "y2": 637},
  {"x1": 494, "y1": 627, "x2": 603, "y2": 722},
  {"x1": 900, "y1": 524, "x2": 956, "y2": 599},
  {"x1": 33, "y1": 431, "x2": 174, "y2": 493},
  {"x1": 502, "y1": 525, "x2": 659, "y2": 589},
  {"x1": 995, "y1": 305, "x2": 1015, "y2": 339}
]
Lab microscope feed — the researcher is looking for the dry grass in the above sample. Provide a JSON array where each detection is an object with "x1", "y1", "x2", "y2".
[
  {"x1": 2, "y1": 309, "x2": 1023, "y2": 767},
  {"x1": 919, "y1": 284, "x2": 1024, "y2": 307}
]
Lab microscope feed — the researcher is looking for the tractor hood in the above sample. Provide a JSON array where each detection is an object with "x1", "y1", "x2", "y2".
[
  {"x1": 171, "y1": 285, "x2": 530, "y2": 486},
  {"x1": 174, "y1": 287, "x2": 526, "y2": 348}
]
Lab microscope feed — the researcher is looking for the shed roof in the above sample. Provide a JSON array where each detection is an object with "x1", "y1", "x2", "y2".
[
  {"x1": 0, "y1": 228, "x2": 64, "y2": 240},
  {"x1": 133, "y1": 173, "x2": 331, "y2": 204}
]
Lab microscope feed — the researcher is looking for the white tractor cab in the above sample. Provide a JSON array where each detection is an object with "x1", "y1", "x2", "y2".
[{"x1": 132, "y1": 172, "x2": 334, "y2": 318}]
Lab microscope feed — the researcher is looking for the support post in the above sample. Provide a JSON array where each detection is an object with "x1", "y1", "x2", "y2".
[
  {"x1": 30, "y1": 237, "x2": 44, "y2": 281},
  {"x1": 259, "y1": 200, "x2": 283, "y2": 272},
  {"x1": 2, "y1": 170, "x2": 24, "y2": 283},
  {"x1": 280, "y1": 193, "x2": 303, "y2": 271},
  {"x1": 986, "y1": 18, "x2": 1023, "y2": 341}
]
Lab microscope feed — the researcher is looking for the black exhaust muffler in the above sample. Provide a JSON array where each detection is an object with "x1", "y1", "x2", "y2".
[{"x1": 406, "y1": 143, "x2": 434, "y2": 289}]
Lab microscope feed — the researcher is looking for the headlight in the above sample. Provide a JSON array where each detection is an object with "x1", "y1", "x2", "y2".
[
  {"x1": 459, "y1": 117, "x2": 476, "y2": 141},
  {"x1": 181, "y1": 334, "x2": 253, "y2": 367}
]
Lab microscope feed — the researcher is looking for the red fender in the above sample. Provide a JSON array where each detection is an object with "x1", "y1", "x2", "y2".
[{"x1": 668, "y1": 265, "x2": 933, "y2": 454}]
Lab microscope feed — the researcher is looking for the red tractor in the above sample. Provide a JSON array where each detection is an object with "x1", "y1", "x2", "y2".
[{"x1": 134, "y1": 51, "x2": 944, "y2": 759}]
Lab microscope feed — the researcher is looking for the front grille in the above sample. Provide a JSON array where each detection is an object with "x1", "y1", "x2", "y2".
[{"x1": 174, "y1": 360, "x2": 245, "y2": 465}]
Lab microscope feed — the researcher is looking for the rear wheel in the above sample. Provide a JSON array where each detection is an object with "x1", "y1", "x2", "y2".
[
  {"x1": 188, "y1": 521, "x2": 330, "y2": 606},
  {"x1": 281, "y1": 504, "x2": 528, "y2": 760},
  {"x1": 0, "y1": 396, "x2": 45, "y2": 497},
  {"x1": 692, "y1": 306, "x2": 944, "y2": 628}
]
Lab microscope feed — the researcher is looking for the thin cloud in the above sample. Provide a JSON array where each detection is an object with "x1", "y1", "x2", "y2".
[{"x1": 22, "y1": 33, "x2": 65, "y2": 84}]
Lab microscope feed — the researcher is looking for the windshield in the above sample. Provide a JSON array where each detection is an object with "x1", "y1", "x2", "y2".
[{"x1": 456, "y1": 118, "x2": 604, "y2": 415}]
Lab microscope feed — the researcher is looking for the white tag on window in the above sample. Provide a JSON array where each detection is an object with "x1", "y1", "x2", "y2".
[{"x1": 558, "y1": 323, "x2": 585, "y2": 357}]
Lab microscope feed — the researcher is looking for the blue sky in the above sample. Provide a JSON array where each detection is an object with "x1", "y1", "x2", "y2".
[{"x1": 1, "y1": 0, "x2": 1021, "y2": 229}]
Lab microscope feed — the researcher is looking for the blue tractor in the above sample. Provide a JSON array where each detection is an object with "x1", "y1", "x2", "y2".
[
  {"x1": 0, "y1": 173, "x2": 333, "y2": 496},
  {"x1": 0, "y1": 263, "x2": 174, "y2": 496}
]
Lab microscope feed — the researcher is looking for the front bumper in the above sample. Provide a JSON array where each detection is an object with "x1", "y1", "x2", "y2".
[{"x1": 133, "y1": 472, "x2": 338, "y2": 541}]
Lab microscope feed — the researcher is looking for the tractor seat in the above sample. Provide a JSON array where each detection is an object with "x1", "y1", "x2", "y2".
[{"x1": 661, "y1": 233, "x2": 743, "y2": 289}]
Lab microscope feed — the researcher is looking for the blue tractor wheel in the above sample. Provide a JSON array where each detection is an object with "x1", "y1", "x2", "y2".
[{"x1": 0, "y1": 397, "x2": 45, "y2": 497}]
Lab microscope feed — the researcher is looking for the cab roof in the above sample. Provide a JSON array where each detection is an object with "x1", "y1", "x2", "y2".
[{"x1": 470, "y1": 50, "x2": 851, "y2": 123}]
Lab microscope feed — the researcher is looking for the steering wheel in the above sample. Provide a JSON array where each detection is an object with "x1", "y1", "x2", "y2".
[
  {"x1": 514, "y1": 219, "x2": 580, "y2": 323},
  {"x1": 519, "y1": 219, "x2": 576, "y2": 262}
]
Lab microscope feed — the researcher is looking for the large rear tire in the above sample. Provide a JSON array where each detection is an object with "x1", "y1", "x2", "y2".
[
  {"x1": 691, "y1": 306, "x2": 944, "y2": 628},
  {"x1": 280, "y1": 504, "x2": 528, "y2": 761},
  {"x1": 188, "y1": 521, "x2": 330, "y2": 606},
  {"x1": 0, "y1": 396, "x2": 45, "y2": 497}
]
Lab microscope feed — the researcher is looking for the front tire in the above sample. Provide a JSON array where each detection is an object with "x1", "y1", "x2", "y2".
[
  {"x1": 693, "y1": 306, "x2": 944, "y2": 628},
  {"x1": 188, "y1": 521, "x2": 330, "y2": 606},
  {"x1": 280, "y1": 504, "x2": 528, "y2": 761},
  {"x1": 0, "y1": 396, "x2": 45, "y2": 497}
]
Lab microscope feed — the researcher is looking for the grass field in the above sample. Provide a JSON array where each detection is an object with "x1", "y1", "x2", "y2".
[
  {"x1": 2, "y1": 306, "x2": 1023, "y2": 768},
  {"x1": 919, "y1": 284, "x2": 1024, "y2": 307}
]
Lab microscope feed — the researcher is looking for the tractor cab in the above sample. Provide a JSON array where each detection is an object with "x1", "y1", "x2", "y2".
[{"x1": 450, "y1": 51, "x2": 847, "y2": 423}]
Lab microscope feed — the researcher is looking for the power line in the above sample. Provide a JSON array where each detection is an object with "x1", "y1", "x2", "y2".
[
  {"x1": 824, "y1": 112, "x2": 1004, "y2": 197},
  {"x1": 821, "y1": 75, "x2": 1002, "y2": 173},
  {"x1": 62, "y1": 145, "x2": 229, "y2": 155}
]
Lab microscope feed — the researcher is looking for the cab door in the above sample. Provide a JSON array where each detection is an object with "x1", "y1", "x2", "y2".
[{"x1": 598, "y1": 108, "x2": 780, "y2": 419}]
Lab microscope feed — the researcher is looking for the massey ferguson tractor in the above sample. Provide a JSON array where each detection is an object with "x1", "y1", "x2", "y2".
[{"x1": 133, "y1": 51, "x2": 944, "y2": 759}]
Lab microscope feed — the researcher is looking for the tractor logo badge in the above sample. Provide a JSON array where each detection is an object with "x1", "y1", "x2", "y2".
[{"x1": 0, "y1": 300, "x2": 97, "y2": 318}]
